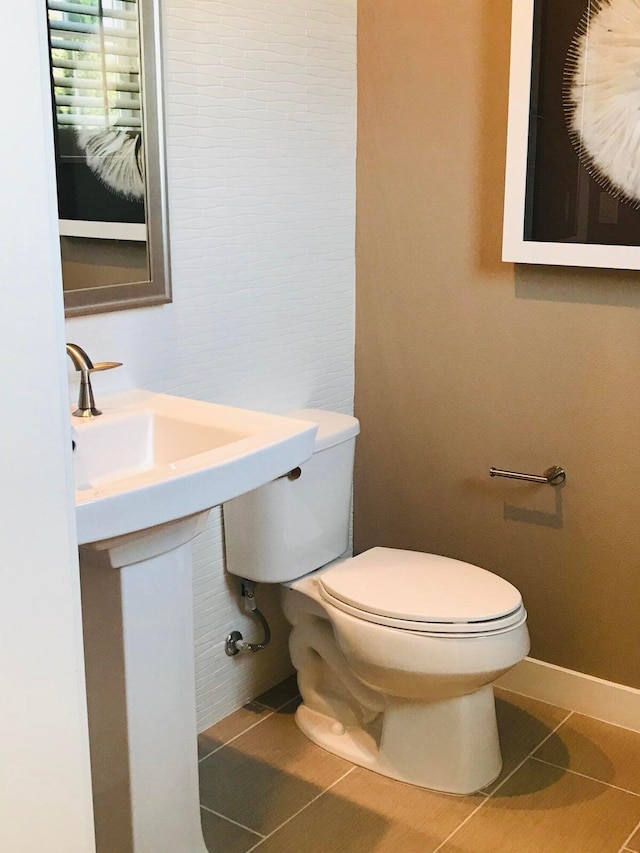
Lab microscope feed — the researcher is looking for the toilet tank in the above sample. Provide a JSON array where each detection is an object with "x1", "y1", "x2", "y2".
[{"x1": 223, "y1": 409, "x2": 360, "y2": 583}]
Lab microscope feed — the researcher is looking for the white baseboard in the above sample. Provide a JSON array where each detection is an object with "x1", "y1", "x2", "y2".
[{"x1": 496, "y1": 657, "x2": 640, "y2": 733}]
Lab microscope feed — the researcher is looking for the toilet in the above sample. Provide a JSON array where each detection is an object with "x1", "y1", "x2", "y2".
[{"x1": 223, "y1": 409, "x2": 530, "y2": 795}]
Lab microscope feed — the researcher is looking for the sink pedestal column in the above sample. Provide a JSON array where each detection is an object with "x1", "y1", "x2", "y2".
[{"x1": 79, "y1": 513, "x2": 211, "y2": 853}]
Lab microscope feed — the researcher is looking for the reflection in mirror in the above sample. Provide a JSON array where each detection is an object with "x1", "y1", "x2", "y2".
[{"x1": 46, "y1": 0, "x2": 171, "y2": 316}]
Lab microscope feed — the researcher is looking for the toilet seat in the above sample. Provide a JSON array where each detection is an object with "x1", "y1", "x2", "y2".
[{"x1": 317, "y1": 547, "x2": 526, "y2": 636}]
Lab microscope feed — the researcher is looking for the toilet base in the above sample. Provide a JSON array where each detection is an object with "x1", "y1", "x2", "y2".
[{"x1": 295, "y1": 684, "x2": 502, "y2": 795}]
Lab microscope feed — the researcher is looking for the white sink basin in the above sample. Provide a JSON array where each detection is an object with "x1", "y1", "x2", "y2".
[
  {"x1": 73, "y1": 390, "x2": 318, "y2": 853},
  {"x1": 72, "y1": 390, "x2": 317, "y2": 545}
]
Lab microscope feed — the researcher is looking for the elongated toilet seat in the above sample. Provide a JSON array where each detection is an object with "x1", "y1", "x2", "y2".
[{"x1": 317, "y1": 548, "x2": 527, "y2": 637}]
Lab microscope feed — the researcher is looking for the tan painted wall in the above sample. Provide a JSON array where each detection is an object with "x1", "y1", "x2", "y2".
[{"x1": 354, "y1": 0, "x2": 640, "y2": 688}]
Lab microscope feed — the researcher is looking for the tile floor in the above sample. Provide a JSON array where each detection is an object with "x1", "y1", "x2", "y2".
[{"x1": 197, "y1": 677, "x2": 640, "y2": 852}]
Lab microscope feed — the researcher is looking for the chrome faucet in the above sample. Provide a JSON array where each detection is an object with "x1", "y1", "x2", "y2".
[{"x1": 66, "y1": 343, "x2": 122, "y2": 418}]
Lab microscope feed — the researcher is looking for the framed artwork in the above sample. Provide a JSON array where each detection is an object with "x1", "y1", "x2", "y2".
[{"x1": 503, "y1": 0, "x2": 640, "y2": 269}]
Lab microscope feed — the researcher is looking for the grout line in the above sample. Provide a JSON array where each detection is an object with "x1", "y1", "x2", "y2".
[
  {"x1": 497, "y1": 685, "x2": 640, "y2": 737},
  {"x1": 431, "y1": 709, "x2": 574, "y2": 853},
  {"x1": 531, "y1": 757, "x2": 640, "y2": 799},
  {"x1": 267, "y1": 693, "x2": 301, "y2": 713},
  {"x1": 198, "y1": 707, "x2": 274, "y2": 763},
  {"x1": 486, "y1": 709, "x2": 574, "y2": 797},
  {"x1": 431, "y1": 798, "x2": 488, "y2": 853},
  {"x1": 198, "y1": 690, "x2": 300, "y2": 764},
  {"x1": 495, "y1": 686, "x2": 573, "y2": 717},
  {"x1": 616, "y1": 817, "x2": 640, "y2": 853},
  {"x1": 244, "y1": 766, "x2": 357, "y2": 852},
  {"x1": 200, "y1": 805, "x2": 266, "y2": 839}
]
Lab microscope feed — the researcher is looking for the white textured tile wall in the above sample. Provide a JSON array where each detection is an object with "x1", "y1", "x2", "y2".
[{"x1": 66, "y1": 0, "x2": 356, "y2": 729}]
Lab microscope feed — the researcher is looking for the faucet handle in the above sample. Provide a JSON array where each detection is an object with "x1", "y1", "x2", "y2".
[
  {"x1": 90, "y1": 361, "x2": 123, "y2": 373},
  {"x1": 66, "y1": 345, "x2": 122, "y2": 418}
]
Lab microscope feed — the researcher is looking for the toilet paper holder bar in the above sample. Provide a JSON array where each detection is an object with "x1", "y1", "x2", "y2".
[{"x1": 489, "y1": 466, "x2": 566, "y2": 486}]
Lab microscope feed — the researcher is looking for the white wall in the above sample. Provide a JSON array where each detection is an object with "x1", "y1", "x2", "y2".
[
  {"x1": 0, "y1": 3, "x2": 95, "y2": 851},
  {"x1": 67, "y1": 0, "x2": 357, "y2": 728}
]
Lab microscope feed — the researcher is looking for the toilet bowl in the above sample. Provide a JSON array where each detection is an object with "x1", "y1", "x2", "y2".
[
  {"x1": 283, "y1": 548, "x2": 529, "y2": 793},
  {"x1": 223, "y1": 410, "x2": 530, "y2": 794}
]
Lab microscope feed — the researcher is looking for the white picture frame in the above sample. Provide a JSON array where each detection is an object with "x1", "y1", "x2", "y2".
[{"x1": 502, "y1": 0, "x2": 640, "y2": 270}]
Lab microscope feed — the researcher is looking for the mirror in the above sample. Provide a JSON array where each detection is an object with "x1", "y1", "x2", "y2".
[{"x1": 46, "y1": 0, "x2": 171, "y2": 316}]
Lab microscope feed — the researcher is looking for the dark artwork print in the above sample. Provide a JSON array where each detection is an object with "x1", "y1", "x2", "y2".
[
  {"x1": 524, "y1": 0, "x2": 640, "y2": 246},
  {"x1": 55, "y1": 127, "x2": 145, "y2": 224}
]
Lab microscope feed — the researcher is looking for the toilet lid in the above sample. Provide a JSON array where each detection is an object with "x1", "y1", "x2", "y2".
[{"x1": 318, "y1": 548, "x2": 524, "y2": 634}]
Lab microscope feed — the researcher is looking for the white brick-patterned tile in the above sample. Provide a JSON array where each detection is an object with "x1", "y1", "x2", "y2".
[{"x1": 66, "y1": 0, "x2": 356, "y2": 730}]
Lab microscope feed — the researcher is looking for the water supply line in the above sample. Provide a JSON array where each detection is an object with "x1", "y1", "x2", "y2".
[{"x1": 225, "y1": 579, "x2": 272, "y2": 656}]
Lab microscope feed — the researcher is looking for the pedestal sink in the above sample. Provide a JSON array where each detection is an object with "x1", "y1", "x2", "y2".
[{"x1": 73, "y1": 391, "x2": 317, "y2": 853}]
